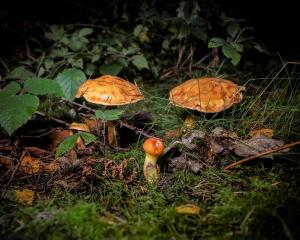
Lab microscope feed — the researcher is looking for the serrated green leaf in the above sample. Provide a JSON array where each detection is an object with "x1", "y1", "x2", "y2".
[
  {"x1": 191, "y1": 26, "x2": 208, "y2": 42},
  {"x1": 131, "y1": 55, "x2": 149, "y2": 70},
  {"x1": 5, "y1": 66, "x2": 35, "y2": 80},
  {"x1": 79, "y1": 132, "x2": 97, "y2": 145},
  {"x1": 55, "y1": 68, "x2": 86, "y2": 101},
  {"x1": 95, "y1": 109, "x2": 125, "y2": 121},
  {"x1": 227, "y1": 22, "x2": 240, "y2": 39},
  {"x1": 0, "y1": 94, "x2": 39, "y2": 136},
  {"x1": 24, "y1": 78, "x2": 63, "y2": 97},
  {"x1": 231, "y1": 42, "x2": 244, "y2": 53},
  {"x1": 222, "y1": 44, "x2": 241, "y2": 65},
  {"x1": 0, "y1": 82, "x2": 20, "y2": 98},
  {"x1": 55, "y1": 133, "x2": 79, "y2": 157},
  {"x1": 133, "y1": 24, "x2": 143, "y2": 37},
  {"x1": 78, "y1": 28, "x2": 93, "y2": 37},
  {"x1": 122, "y1": 47, "x2": 139, "y2": 56},
  {"x1": 100, "y1": 62, "x2": 123, "y2": 75},
  {"x1": 69, "y1": 37, "x2": 83, "y2": 51},
  {"x1": 178, "y1": 24, "x2": 190, "y2": 40},
  {"x1": 208, "y1": 37, "x2": 225, "y2": 48},
  {"x1": 91, "y1": 54, "x2": 100, "y2": 63},
  {"x1": 45, "y1": 25, "x2": 65, "y2": 41},
  {"x1": 71, "y1": 58, "x2": 84, "y2": 69},
  {"x1": 44, "y1": 59, "x2": 54, "y2": 70}
]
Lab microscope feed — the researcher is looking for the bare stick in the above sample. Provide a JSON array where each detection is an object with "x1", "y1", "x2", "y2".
[
  {"x1": 35, "y1": 111, "x2": 70, "y2": 126},
  {"x1": 224, "y1": 140, "x2": 300, "y2": 170},
  {"x1": 120, "y1": 121, "x2": 153, "y2": 138}
]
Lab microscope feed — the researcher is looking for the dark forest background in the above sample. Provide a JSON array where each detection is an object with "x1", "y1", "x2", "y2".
[{"x1": 1, "y1": 0, "x2": 299, "y2": 60}]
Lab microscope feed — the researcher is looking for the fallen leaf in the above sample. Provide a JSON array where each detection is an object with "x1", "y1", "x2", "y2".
[
  {"x1": 183, "y1": 115, "x2": 195, "y2": 129},
  {"x1": 19, "y1": 156, "x2": 40, "y2": 174},
  {"x1": 69, "y1": 122, "x2": 90, "y2": 132},
  {"x1": 164, "y1": 128, "x2": 181, "y2": 140},
  {"x1": 15, "y1": 189, "x2": 35, "y2": 205},
  {"x1": 84, "y1": 118, "x2": 102, "y2": 133},
  {"x1": 44, "y1": 129, "x2": 73, "y2": 151},
  {"x1": 175, "y1": 204, "x2": 201, "y2": 215},
  {"x1": 0, "y1": 155, "x2": 13, "y2": 168},
  {"x1": 233, "y1": 135, "x2": 286, "y2": 158},
  {"x1": 249, "y1": 128, "x2": 274, "y2": 138},
  {"x1": 23, "y1": 146, "x2": 50, "y2": 157}
]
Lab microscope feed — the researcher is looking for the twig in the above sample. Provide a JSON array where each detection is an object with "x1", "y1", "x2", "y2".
[
  {"x1": 120, "y1": 121, "x2": 153, "y2": 138},
  {"x1": 35, "y1": 111, "x2": 70, "y2": 127},
  {"x1": 224, "y1": 140, "x2": 300, "y2": 170},
  {"x1": 0, "y1": 151, "x2": 26, "y2": 199}
]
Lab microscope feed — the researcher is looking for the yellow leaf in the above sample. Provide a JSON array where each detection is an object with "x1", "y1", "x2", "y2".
[
  {"x1": 139, "y1": 31, "x2": 150, "y2": 43},
  {"x1": 69, "y1": 122, "x2": 90, "y2": 132},
  {"x1": 15, "y1": 189, "x2": 35, "y2": 205},
  {"x1": 175, "y1": 204, "x2": 201, "y2": 215},
  {"x1": 249, "y1": 128, "x2": 274, "y2": 138},
  {"x1": 20, "y1": 156, "x2": 40, "y2": 174}
]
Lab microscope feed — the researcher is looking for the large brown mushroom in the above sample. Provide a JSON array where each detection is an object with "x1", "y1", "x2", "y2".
[
  {"x1": 76, "y1": 75, "x2": 144, "y2": 146},
  {"x1": 169, "y1": 77, "x2": 244, "y2": 113},
  {"x1": 143, "y1": 137, "x2": 164, "y2": 183}
]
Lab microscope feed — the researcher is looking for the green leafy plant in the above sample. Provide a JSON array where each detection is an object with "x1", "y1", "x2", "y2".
[
  {"x1": 0, "y1": 68, "x2": 86, "y2": 136},
  {"x1": 208, "y1": 16, "x2": 263, "y2": 66},
  {"x1": 55, "y1": 132, "x2": 96, "y2": 157},
  {"x1": 95, "y1": 109, "x2": 125, "y2": 121}
]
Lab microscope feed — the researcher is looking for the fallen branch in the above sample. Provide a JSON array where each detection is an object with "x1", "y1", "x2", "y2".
[{"x1": 224, "y1": 140, "x2": 300, "y2": 170}]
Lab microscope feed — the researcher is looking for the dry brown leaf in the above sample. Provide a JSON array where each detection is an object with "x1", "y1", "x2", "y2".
[
  {"x1": 175, "y1": 204, "x2": 201, "y2": 215},
  {"x1": 84, "y1": 118, "x2": 102, "y2": 133},
  {"x1": 249, "y1": 128, "x2": 274, "y2": 138},
  {"x1": 233, "y1": 135, "x2": 286, "y2": 158},
  {"x1": 15, "y1": 189, "x2": 35, "y2": 205},
  {"x1": 19, "y1": 156, "x2": 40, "y2": 174},
  {"x1": 163, "y1": 128, "x2": 181, "y2": 140},
  {"x1": 0, "y1": 155, "x2": 13, "y2": 168},
  {"x1": 69, "y1": 122, "x2": 90, "y2": 132},
  {"x1": 23, "y1": 146, "x2": 49, "y2": 157}
]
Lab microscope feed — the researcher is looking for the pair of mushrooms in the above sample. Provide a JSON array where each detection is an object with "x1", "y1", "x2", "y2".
[{"x1": 76, "y1": 75, "x2": 245, "y2": 182}]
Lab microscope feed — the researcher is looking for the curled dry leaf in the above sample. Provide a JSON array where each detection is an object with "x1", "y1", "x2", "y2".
[
  {"x1": 19, "y1": 156, "x2": 40, "y2": 174},
  {"x1": 15, "y1": 189, "x2": 35, "y2": 205},
  {"x1": 175, "y1": 204, "x2": 201, "y2": 215}
]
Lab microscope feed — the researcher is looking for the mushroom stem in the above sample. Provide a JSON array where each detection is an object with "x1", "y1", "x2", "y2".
[{"x1": 143, "y1": 153, "x2": 159, "y2": 182}]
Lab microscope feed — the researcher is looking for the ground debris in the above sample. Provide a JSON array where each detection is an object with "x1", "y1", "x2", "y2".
[{"x1": 165, "y1": 126, "x2": 289, "y2": 173}]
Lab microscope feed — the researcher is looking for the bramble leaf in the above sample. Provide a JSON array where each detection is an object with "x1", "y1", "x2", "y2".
[
  {"x1": 208, "y1": 37, "x2": 225, "y2": 48},
  {"x1": 55, "y1": 133, "x2": 79, "y2": 158},
  {"x1": 0, "y1": 94, "x2": 39, "y2": 136},
  {"x1": 131, "y1": 55, "x2": 149, "y2": 70},
  {"x1": 0, "y1": 82, "x2": 20, "y2": 98},
  {"x1": 95, "y1": 109, "x2": 125, "y2": 121},
  {"x1": 55, "y1": 68, "x2": 86, "y2": 101},
  {"x1": 5, "y1": 66, "x2": 35, "y2": 80},
  {"x1": 24, "y1": 78, "x2": 63, "y2": 97},
  {"x1": 222, "y1": 44, "x2": 241, "y2": 65},
  {"x1": 100, "y1": 62, "x2": 123, "y2": 75}
]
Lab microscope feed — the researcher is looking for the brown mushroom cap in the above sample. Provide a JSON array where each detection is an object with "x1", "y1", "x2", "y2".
[
  {"x1": 169, "y1": 77, "x2": 244, "y2": 113},
  {"x1": 76, "y1": 75, "x2": 144, "y2": 105},
  {"x1": 143, "y1": 137, "x2": 164, "y2": 157}
]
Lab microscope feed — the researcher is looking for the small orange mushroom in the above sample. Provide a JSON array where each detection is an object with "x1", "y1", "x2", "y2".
[{"x1": 143, "y1": 137, "x2": 164, "y2": 183}]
